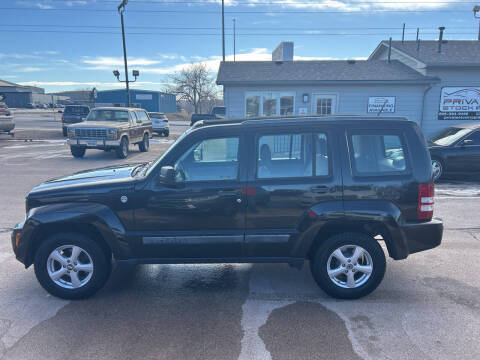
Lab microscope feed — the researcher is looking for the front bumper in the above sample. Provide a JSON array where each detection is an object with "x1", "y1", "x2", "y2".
[
  {"x1": 67, "y1": 138, "x2": 121, "y2": 148},
  {"x1": 11, "y1": 222, "x2": 27, "y2": 266}
]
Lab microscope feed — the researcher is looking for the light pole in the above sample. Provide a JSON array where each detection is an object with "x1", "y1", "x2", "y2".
[
  {"x1": 113, "y1": 69, "x2": 140, "y2": 106},
  {"x1": 222, "y1": 0, "x2": 225, "y2": 61},
  {"x1": 117, "y1": 0, "x2": 132, "y2": 107},
  {"x1": 474, "y1": 5, "x2": 480, "y2": 41},
  {"x1": 233, "y1": 18, "x2": 236, "y2": 62}
]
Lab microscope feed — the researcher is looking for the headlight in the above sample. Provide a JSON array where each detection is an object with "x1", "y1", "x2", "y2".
[
  {"x1": 107, "y1": 128, "x2": 117, "y2": 139},
  {"x1": 67, "y1": 127, "x2": 75, "y2": 138}
]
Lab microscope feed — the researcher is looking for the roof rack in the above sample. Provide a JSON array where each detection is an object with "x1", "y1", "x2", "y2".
[{"x1": 194, "y1": 115, "x2": 409, "y2": 128}]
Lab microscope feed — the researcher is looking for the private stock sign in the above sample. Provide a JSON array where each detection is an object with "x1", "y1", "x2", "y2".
[{"x1": 438, "y1": 87, "x2": 480, "y2": 120}]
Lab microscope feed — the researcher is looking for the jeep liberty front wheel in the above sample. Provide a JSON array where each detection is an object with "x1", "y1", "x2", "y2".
[
  {"x1": 310, "y1": 233, "x2": 386, "y2": 299},
  {"x1": 34, "y1": 232, "x2": 111, "y2": 299},
  {"x1": 116, "y1": 137, "x2": 129, "y2": 159}
]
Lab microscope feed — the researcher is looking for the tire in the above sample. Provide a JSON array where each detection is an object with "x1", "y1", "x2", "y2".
[
  {"x1": 139, "y1": 133, "x2": 149, "y2": 152},
  {"x1": 431, "y1": 158, "x2": 443, "y2": 182},
  {"x1": 62, "y1": 127, "x2": 67, "y2": 137},
  {"x1": 33, "y1": 232, "x2": 111, "y2": 300},
  {"x1": 115, "y1": 137, "x2": 129, "y2": 159},
  {"x1": 163, "y1": 130, "x2": 169, "y2": 137},
  {"x1": 310, "y1": 232, "x2": 386, "y2": 299},
  {"x1": 70, "y1": 146, "x2": 86, "y2": 158}
]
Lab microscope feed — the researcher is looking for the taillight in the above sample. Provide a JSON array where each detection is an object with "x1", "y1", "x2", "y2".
[
  {"x1": 418, "y1": 183, "x2": 434, "y2": 220},
  {"x1": 164, "y1": 119, "x2": 168, "y2": 123}
]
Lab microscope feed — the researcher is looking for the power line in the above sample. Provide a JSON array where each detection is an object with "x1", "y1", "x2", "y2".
[
  {"x1": 0, "y1": 29, "x2": 475, "y2": 36},
  {"x1": 16, "y1": 0, "x2": 480, "y2": 4},
  {"x1": 0, "y1": 24, "x2": 474, "y2": 30},
  {"x1": 0, "y1": 6, "x2": 472, "y2": 13}
]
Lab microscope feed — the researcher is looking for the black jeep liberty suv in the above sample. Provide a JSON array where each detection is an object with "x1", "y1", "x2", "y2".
[
  {"x1": 67, "y1": 107, "x2": 152, "y2": 159},
  {"x1": 12, "y1": 116, "x2": 443, "y2": 300}
]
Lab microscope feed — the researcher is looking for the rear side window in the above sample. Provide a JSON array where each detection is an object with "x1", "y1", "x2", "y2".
[
  {"x1": 350, "y1": 133, "x2": 407, "y2": 175},
  {"x1": 256, "y1": 133, "x2": 312, "y2": 178}
]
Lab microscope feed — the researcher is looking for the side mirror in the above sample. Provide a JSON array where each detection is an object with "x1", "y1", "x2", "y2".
[
  {"x1": 159, "y1": 166, "x2": 178, "y2": 186},
  {"x1": 462, "y1": 139, "x2": 474, "y2": 146}
]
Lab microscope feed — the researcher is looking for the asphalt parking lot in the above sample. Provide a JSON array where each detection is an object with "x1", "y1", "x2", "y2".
[{"x1": 1, "y1": 126, "x2": 480, "y2": 359}]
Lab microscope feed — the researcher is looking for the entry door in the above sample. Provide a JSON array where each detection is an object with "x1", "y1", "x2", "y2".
[
  {"x1": 244, "y1": 129, "x2": 342, "y2": 258},
  {"x1": 312, "y1": 94, "x2": 337, "y2": 115},
  {"x1": 134, "y1": 135, "x2": 247, "y2": 259}
]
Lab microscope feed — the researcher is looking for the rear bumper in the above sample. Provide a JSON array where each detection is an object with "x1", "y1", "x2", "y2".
[
  {"x1": 400, "y1": 218, "x2": 443, "y2": 255},
  {"x1": 152, "y1": 124, "x2": 169, "y2": 131}
]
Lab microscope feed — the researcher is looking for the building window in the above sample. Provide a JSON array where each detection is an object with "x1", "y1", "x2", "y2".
[
  {"x1": 312, "y1": 94, "x2": 337, "y2": 115},
  {"x1": 246, "y1": 95, "x2": 260, "y2": 117},
  {"x1": 245, "y1": 92, "x2": 295, "y2": 118}
]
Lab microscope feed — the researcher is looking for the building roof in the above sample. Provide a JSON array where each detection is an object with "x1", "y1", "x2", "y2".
[
  {"x1": 0, "y1": 79, "x2": 20, "y2": 87},
  {"x1": 370, "y1": 40, "x2": 480, "y2": 66},
  {"x1": 216, "y1": 60, "x2": 436, "y2": 85}
]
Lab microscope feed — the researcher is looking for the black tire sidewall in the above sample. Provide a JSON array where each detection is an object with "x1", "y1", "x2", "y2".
[
  {"x1": 311, "y1": 232, "x2": 386, "y2": 299},
  {"x1": 34, "y1": 233, "x2": 110, "y2": 300},
  {"x1": 116, "y1": 137, "x2": 128, "y2": 158},
  {"x1": 139, "y1": 133, "x2": 149, "y2": 152},
  {"x1": 70, "y1": 146, "x2": 85, "y2": 158}
]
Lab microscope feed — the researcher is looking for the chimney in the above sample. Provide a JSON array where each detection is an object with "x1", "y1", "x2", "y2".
[
  {"x1": 438, "y1": 26, "x2": 445, "y2": 53},
  {"x1": 272, "y1": 41, "x2": 294, "y2": 62}
]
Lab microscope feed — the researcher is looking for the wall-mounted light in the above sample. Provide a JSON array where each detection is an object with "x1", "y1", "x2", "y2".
[{"x1": 303, "y1": 93, "x2": 309, "y2": 103}]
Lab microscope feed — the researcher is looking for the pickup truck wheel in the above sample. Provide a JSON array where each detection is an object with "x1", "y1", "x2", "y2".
[
  {"x1": 34, "y1": 232, "x2": 111, "y2": 300},
  {"x1": 139, "y1": 133, "x2": 149, "y2": 152},
  {"x1": 310, "y1": 233, "x2": 386, "y2": 299},
  {"x1": 116, "y1": 137, "x2": 129, "y2": 159},
  {"x1": 62, "y1": 127, "x2": 67, "y2": 137},
  {"x1": 70, "y1": 146, "x2": 86, "y2": 158},
  {"x1": 163, "y1": 130, "x2": 169, "y2": 137}
]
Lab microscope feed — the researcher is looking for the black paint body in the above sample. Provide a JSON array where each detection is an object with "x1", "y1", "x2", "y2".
[{"x1": 12, "y1": 117, "x2": 443, "y2": 268}]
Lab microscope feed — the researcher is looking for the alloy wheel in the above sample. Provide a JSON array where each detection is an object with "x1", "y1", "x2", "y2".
[
  {"x1": 46, "y1": 245, "x2": 94, "y2": 289},
  {"x1": 326, "y1": 245, "x2": 373, "y2": 289},
  {"x1": 432, "y1": 160, "x2": 442, "y2": 181}
]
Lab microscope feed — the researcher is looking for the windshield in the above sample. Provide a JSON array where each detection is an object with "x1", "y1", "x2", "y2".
[
  {"x1": 65, "y1": 106, "x2": 89, "y2": 115},
  {"x1": 87, "y1": 110, "x2": 129, "y2": 122},
  {"x1": 145, "y1": 130, "x2": 191, "y2": 176},
  {"x1": 429, "y1": 127, "x2": 471, "y2": 146}
]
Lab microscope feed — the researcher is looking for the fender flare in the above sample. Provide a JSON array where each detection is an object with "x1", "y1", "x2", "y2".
[{"x1": 20, "y1": 202, "x2": 130, "y2": 267}]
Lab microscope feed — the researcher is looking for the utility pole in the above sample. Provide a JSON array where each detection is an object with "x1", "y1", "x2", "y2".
[
  {"x1": 402, "y1": 23, "x2": 405, "y2": 42},
  {"x1": 118, "y1": 0, "x2": 130, "y2": 107},
  {"x1": 474, "y1": 5, "x2": 480, "y2": 41},
  {"x1": 222, "y1": 0, "x2": 225, "y2": 61},
  {"x1": 233, "y1": 18, "x2": 236, "y2": 62}
]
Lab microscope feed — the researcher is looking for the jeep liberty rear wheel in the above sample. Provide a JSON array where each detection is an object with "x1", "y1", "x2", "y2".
[
  {"x1": 34, "y1": 232, "x2": 111, "y2": 299},
  {"x1": 139, "y1": 133, "x2": 149, "y2": 152},
  {"x1": 116, "y1": 137, "x2": 129, "y2": 159},
  {"x1": 70, "y1": 146, "x2": 86, "y2": 158},
  {"x1": 310, "y1": 233, "x2": 386, "y2": 299}
]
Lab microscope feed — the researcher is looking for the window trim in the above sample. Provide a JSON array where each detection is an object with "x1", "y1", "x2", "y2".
[
  {"x1": 173, "y1": 135, "x2": 242, "y2": 183},
  {"x1": 347, "y1": 129, "x2": 412, "y2": 178},
  {"x1": 244, "y1": 91, "x2": 296, "y2": 118}
]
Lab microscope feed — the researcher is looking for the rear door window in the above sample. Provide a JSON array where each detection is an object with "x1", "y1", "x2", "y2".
[
  {"x1": 256, "y1": 133, "x2": 312, "y2": 178},
  {"x1": 349, "y1": 132, "x2": 408, "y2": 175}
]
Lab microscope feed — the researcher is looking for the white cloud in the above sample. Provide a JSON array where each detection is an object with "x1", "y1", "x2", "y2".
[
  {"x1": 0, "y1": 53, "x2": 41, "y2": 59},
  {"x1": 18, "y1": 67, "x2": 44, "y2": 72},
  {"x1": 82, "y1": 56, "x2": 162, "y2": 70},
  {"x1": 18, "y1": 81, "x2": 170, "y2": 89}
]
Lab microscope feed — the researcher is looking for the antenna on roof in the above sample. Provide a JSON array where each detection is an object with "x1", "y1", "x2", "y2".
[
  {"x1": 388, "y1": 37, "x2": 392, "y2": 63},
  {"x1": 402, "y1": 23, "x2": 406, "y2": 43},
  {"x1": 438, "y1": 26, "x2": 445, "y2": 53},
  {"x1": 377, "y1": 99, "x2": 388, "y2": 117},
  {"x1": 416, "y1": 28, "x2": 419, "y2": 42}
]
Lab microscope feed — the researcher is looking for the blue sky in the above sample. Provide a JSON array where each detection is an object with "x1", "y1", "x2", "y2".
[{"x1": 1, "y1": 0, "x2": 479, "y2": 93}]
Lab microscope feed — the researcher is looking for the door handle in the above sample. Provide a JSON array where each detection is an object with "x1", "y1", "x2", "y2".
[{"x1": 311, "y1": 186, "x2": 329, "y2": 194}]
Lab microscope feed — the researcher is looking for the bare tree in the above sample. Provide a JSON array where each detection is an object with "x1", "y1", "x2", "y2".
[{"x1": 167, "y1": 63, "x2": 217, "y2": 113}]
